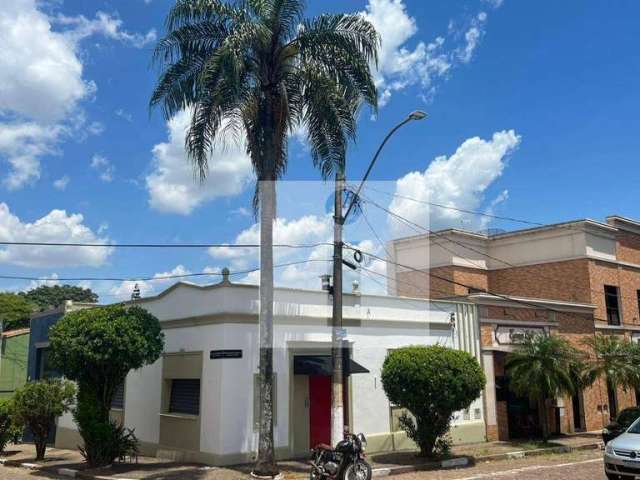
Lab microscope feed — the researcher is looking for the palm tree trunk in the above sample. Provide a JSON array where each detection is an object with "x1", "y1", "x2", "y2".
[
  {"x1": 537, "y1": 397, "x2": 550, "y2": 442},
  {"x1": 254, "y1": 178, "x2": 279, "y2": 477}
]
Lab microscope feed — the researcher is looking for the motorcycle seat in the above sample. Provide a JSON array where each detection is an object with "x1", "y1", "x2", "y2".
[{"x1": 314, "y1": 443, "x2": 334, "y2": 451}]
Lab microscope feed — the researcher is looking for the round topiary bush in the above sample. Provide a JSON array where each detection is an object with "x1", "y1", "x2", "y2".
[{"x1": 381, "y1": 345, "x2": 485, "y2": 457}]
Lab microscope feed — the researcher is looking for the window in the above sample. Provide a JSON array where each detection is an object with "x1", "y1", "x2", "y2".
[
  {"x1": 605, "y1": 285, "x2": 621, "y2": 325},
  {"x1": 253, "y1": 374, "x2": 277, "y2": 430},
  {"x1": 111, "y1": 383, "x2": 125, "y2": 410},
  {"x1": 169, "y1": 379, "x2": 200, "y2": 415},
  {"x1": 35, "y1": 347, "x2": 59, "y2": 380},
  {"x1": 390, "y1": 405, "x2": 413, "y2": 432}
]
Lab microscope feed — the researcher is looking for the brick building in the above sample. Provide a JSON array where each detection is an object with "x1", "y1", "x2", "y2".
[{"x1": 388, "y1": 215, "x2": 640, "y2": 440}]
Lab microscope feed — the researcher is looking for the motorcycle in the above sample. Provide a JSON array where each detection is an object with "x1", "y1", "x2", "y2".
[{"x1": 309, "y1": 432, "x2": 372, "y2": 480}]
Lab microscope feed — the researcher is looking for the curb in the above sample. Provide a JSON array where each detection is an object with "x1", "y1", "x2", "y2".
[
  {"x1": 370, "y1": 441, "x2": 603, "y2": 477},
  {"x1": 1, "y1": 441, "x2": 603, "y2": 480}
]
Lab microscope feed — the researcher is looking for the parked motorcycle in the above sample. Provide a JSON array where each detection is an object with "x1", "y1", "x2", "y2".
[{"x1": 310, "y1": 432, "x2": 372, "y2": 480}]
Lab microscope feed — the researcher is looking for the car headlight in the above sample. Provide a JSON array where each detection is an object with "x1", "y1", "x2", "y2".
[
  {"x1": 605, "y1": 443, "x2": 614, "y2": 455},
  {"x1": 603, "y1": 428, "x2": 610, "y2": 434}
]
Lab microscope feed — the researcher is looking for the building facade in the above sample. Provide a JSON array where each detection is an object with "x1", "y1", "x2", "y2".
[
  {"x1": 388, "y1": 215, "x2": 640, "y2": 440},
  {"x1": 0, "y1": 328, "x2": 30, "y2": 398},
  {"x1": 54, "y1": 275, "x2": 484, "y2": 465}
]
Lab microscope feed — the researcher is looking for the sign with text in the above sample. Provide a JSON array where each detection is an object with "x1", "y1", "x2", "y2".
[
  {"x1": 495, "y1": 326, "x2": 545, "y2": 345},
  {"x1": 210, "y1": 350, "x2": 243, "y2": 360}
]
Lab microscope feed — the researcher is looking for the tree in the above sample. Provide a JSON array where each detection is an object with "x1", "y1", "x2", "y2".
[
  {"x1": 20, "y1": 285, "x2": 98, "y2": 310},
  {"x1": 581, "y1": 335, "x2": 640, "y2": 418},
  {"x1": 381, "y1": 345, "x2": 485, "y2": 457},
  {"x1": 506, "y1": 334, "x2": 583, "y2": 441},
  {"x1": 0, "y1": 292, "x2": 33, "y2": 331},
  {"x1": 0, "y1": 398, "x2": 21, "y2": 453},
  {"x1": 12, "y1": 379, "x2": 76, "y2": 461},
  {"x1": 48, "y1": 305, "x2": 164, "y2": 467},
  {"x1": 150, "y1": 1, "x2": 378, "y2": 475}
]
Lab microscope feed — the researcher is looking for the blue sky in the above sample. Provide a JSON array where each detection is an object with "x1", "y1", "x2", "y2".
[{"x1": 1, "y1": 0, "x2": 639, "y2": 301}]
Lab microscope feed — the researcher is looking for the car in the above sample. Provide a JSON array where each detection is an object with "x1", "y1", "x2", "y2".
[
  {"x1": 603, "y1": 407, "x2": 640, "y2": 444},
  {"x1": 605, "y1": 417, "x2": 640, "y2": 479}
]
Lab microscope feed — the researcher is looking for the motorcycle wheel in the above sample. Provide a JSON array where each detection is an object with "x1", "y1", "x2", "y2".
[
  {"x1": 310, "y1": 467, "x2": 323, "y2": 480},
  {"x1": 343, "y1": 460, "x2": 372, "y2": 480}
]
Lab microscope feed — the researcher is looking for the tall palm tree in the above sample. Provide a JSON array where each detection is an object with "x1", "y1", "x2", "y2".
[
  {"x1": 582, "y1": 335, "x2": 640, "y2": 418},
  {"x1": 150, "y1": 1, "x2": 378, "y2": 475},
  {"x1": 506, "y1": 334, "x2": 583, "y2": 440}
]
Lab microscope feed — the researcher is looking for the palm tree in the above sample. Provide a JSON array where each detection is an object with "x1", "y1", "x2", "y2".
[
  {"x1": 582, "y1": 335, "x2": 640, "y2": 419},
  {"x1": 506, "y1": 334, "x2": 583, "y2": 441},
  {"x1": 150, "y1": 1, "x2": 378, "y2": 475}
]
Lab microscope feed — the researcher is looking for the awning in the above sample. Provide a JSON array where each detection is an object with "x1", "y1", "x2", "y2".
[{"x1": 293, "y1": 354, "x2": 369, "y2": 376}]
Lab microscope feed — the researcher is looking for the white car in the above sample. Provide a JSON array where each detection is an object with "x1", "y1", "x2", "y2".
[{"x1": 605, "y1": 418, "x2": 640, "y2": 479}]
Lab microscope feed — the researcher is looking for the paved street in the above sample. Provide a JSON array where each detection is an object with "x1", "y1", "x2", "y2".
[
  {"x1": 396, "y1": 450, "x2": 608, "y2": 480},
  {"x1": 0, "y1": 450, "x2": 612, "y2": 480}
]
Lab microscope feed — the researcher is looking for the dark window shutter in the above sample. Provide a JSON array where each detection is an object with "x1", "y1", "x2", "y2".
[
  {"x1": 169, "y1": 379, "x2": 201, "y2": 415},
  {"x1": 111, "y1": 383, "x2": 125, "y2": 409}
]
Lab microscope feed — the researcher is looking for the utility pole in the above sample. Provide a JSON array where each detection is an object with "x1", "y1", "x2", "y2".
[
  {"x1": 329, "y1": 111, "x2": 427, "y2": 446},
  {"x1": 330, "y1": 168, "x2": 345, "y2": 447}
]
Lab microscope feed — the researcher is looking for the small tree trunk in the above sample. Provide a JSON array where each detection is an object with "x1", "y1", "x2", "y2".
[
  {"x1": 253, "y1": 178, "x2": 279, "y2": 477},
  {"x1": 35, "y1": 438, "x2": 47, "y2": 461},
  {"x1": 537, "y1": 397, "x2": 550, "y2": 442}
]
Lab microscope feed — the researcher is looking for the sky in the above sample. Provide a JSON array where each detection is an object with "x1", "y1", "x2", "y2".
[{"x1": 1, "y1": 0, "x2": 639, "y2": 302}]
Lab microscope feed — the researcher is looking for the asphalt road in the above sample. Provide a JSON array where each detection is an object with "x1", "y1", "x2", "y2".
[{"x1": 396, "y1": 450, "x2": 609, "y2": 480}]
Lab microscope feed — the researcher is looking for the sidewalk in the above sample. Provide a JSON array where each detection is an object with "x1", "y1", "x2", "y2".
[{"x1": 0, "y1": 433, "x2": 603, "y2": 480}]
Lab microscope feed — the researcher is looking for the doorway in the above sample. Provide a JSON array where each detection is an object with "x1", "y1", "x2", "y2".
[
  {"x1": 309, "y1": 376, "x2": 331, "y2": 447},
  {"x1": 572, "y1": 391, "x2": 584, "y2": 431}
]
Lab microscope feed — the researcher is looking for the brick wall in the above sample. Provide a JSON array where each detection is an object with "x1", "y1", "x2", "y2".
[{"x1": 616, "y1": 231, "x2": 640, "y2": 265}]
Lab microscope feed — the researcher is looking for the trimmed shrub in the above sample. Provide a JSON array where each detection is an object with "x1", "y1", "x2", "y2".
[
  {"x1": 12, "y1": 380, "x2": 76, "y2": 460},
  {"x1": 381, "y1": 345, "x2": 485, "y2": 457},
  {"x1": 49, "y1": 305, "x2": 163, "y2": 467}
]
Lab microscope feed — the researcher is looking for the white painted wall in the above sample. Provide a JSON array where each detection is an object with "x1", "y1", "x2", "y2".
[{"x1": 60, "y1": 282, "x2": 482, "y2": 460}]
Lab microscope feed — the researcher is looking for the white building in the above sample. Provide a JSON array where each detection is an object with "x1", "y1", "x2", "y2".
[{"x1": 55, "y1": 273, "x2": 484, "y2": 465}]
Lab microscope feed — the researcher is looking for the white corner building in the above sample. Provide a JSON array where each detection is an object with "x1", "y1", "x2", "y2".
[{"x1": 55, "y1": 274, "x2": 484, "y2": 465}]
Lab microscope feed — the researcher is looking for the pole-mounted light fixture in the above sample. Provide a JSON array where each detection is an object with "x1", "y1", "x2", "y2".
[
  {"x1": 320, "y1": 274, "x2": 333, "y2": 295},
  {"x1": 408, "y1": 110, "x2": 427, "y2": 121}
]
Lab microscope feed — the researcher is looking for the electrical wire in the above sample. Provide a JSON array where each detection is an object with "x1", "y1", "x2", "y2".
[
  {"x1": 0, "y1": 241, "x2": 332, "y2": 249},
  {"x1": 0, "y1": 259, "x2": 332, "y2": 283}
]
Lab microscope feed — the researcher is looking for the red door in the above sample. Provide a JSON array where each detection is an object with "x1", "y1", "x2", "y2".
[{"x1": 309, "y1": 375, "x2": 331, "y2": 447}]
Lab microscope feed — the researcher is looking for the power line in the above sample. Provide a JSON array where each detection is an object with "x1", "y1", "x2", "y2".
[
  {"x1": 0, "y1": 241, "x2": 331, "y2": 249},
  {"x1": 0, "y1": 259, "x2": 332, "y2": 283},
  {"x1": 355, "y1": 183, "x2": 545, "y2": 227},
  {"x1": 360, "y1": 195, "x2": 640, "y2": 307}
]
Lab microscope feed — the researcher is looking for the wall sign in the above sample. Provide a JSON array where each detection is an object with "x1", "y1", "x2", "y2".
[
  {"x1": 210, "y1": 350, "x2": 242, "y2": 359},
  {"x1": 495, "y1": 326, "x2": 545, "y2": 345}
]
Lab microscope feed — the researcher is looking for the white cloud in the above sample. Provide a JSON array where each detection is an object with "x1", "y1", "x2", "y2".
[
  {"x1": 146, "y1": 110, "x2": 253, "y2": 215},
  {"x1": 53, "y1": 175, "x2": 70, "y2": 190},
  {"x1": 0, "y1": 202, "x2": 113, "y2": 267},
  {"x1": 0, "y1": 0, "x2": 153, "y2": 190},
  {"x1": 109, "y1": 264, "x2": 193, "y2": 301},
  {"x1": 26, "y1": 273, "x2": 60, "y2": 291},
  {"x1": 388, "y1": 130, "x2": 521, "y2": 236},
  {"x1": 361, "y1": 0, "x2": 492, "y2": 105},
  {"x1": 90, "y1": 154, "x2": 115, "y2": 182},
  {"x1": 483, "y1": 0, "x2": 504, "y2": 8},
  {"x1": 0, "y1": 121, "x2": 67, "y2": 189},
  {"x1": 208, "y1": 215, "x2": 332, "y2": 269},
  {"x1": 54, "y1": 11, "x2": 157, "y2": 49},
  {"x1": 115, "y1": 109, "x2": 133, "y2": 122},
  {"x1": 0, "y1": 0, "x2": 92, "y2": 122},
  {"x1": 456, "y1": 12, "x2": 487, "y2": 64}
]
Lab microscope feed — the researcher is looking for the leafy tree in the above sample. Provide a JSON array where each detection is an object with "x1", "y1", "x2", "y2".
[
  {"x1": 0, "y1": 292, "x2": 33, "y2": 331},
  {"x1": 12, "y1": 379, "x2": 76, "y2": 460},
  {"x1": 20, "y1": 285, "x2": 98, "y2": 310},
  {"x1": 0, "y1": 398, "x2": 21, "y2": 453},
  {"x1": 48, "y1": 305, "x2": 164, "y2": 467},
  {"x1": 381, "y1": 345, "x2": 485, "y2": 457},
  {"x1": 506, "y1": 334, "x2": 583, "y2": 440},
  {"x1": 150, "y1": 0, "x2": 378, "y2": 475}
]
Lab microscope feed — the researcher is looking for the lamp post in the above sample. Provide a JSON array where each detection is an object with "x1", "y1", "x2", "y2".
[{"x1": 329, "y1": 110, "x2": 427, "y2": 446}]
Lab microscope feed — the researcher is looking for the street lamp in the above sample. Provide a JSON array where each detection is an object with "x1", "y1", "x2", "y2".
[
  {"x1": 343, "y1": 110, "x2": 427, "y2": 222},
  {"x1": 329, "y1": 110, "x2": 427, "y2": 446}
]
